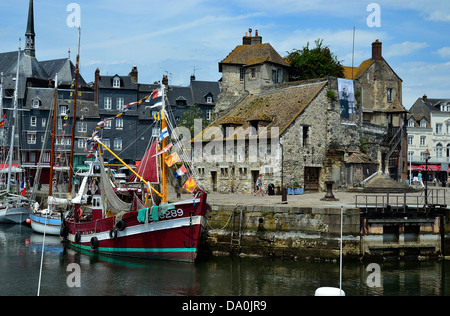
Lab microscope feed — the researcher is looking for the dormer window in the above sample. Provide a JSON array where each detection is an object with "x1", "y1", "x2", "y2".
[
  {"x1": 207, "y1": 96, "x2": 213, "y2": 104},
  {"x1": 420, "y1": 119, "x2": 427, "y2": 128},
  {"x1": 113, "y1": 77, "x2": 121, "y2": 88},
  {"x1": 32, "y1": 99, "x2": 40, "y2": 108},
  {"x1": 408, "y1": 118, "x2": 414, "y2": 127}
]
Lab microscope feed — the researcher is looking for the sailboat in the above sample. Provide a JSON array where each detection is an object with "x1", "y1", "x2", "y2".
[
  {"x1": 29, "y1": 28, "x2": 82, "y2": 235},
  {"x1": 28, "y1": 72, "x2": 65, "y2": 235},
  {"x1": 62, "y1": 83, "x2": 209, "y2": 263},
  {"x1": 0, "y1": 45, "x2": 33, "y2": 224}
]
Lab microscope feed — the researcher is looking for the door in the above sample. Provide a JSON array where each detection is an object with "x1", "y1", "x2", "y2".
[
  {"x1": 251, "y1": 170, "x2": 259, "y2": 192},
  {"x1": 304, "y1": 167, "x2": 320, "y2": 192}
]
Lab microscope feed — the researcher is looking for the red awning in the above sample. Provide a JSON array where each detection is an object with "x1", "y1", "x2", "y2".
[
  {"x1": 408, "y1": 165, "x2": 423, "y2": 171},
  {"x1": 424, "y1": 165, "x2": 441, "y2": 172}
]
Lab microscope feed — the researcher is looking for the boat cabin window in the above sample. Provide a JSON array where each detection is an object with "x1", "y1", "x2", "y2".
[{"x1": 93, "y1": 197, "x2": 101, "y2": 208}]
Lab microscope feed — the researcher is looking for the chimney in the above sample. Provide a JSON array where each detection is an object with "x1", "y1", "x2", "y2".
[
  {"x1": 242, "y1": 28, "x2": 262, "y2": 46},
  {"x1": 251, "y1": 29, "x2": 262, "y2": 45},
  {"x1": 372, "y1": 39, "x2": 382, "y2": 61},
  {"x1": 423, "y1": 94, "x2": 428, "y2": 103},
  {"x1": 129, "y1": 66, "x2": 138, "y2": 84},
  {"x1": 162, "y1": 75, "x2": 168, "y2": 89},
  {"x1": 243, "y1": 28, "x2": 252, "y2": 45},
  {"x1": 94, "y1": 68, "x2": 100, "y2": 105},
  {"x1": 190, "y1": 74, "x2": 196, "y2": 81}
]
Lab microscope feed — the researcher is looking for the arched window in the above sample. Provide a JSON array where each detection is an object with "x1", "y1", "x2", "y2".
[{"x1": 436, "y1": 143, "x2": 443, "y2": 158}]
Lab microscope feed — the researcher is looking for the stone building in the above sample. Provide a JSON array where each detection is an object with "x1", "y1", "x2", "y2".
[
  {"x1": 215, "y1": 29, "x2": 290, "y2": 114},
  {"x1": 192, "y1": 34, "x2": 409, "y2": 194},
  {"x1": 193, "y1": 78, "x2": 368, "y2": 193},
  {"x1": 343, "y1": 40, "x2": 409, "y2": 181}
]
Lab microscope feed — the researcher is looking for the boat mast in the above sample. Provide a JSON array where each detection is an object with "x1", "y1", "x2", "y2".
[
  {"x1": 160, "y1": 82, "x2": 168, "y2": 203},
  {"x1": 48, "y1": 74, "x2": 58, "y2": 196},
  {"x1": 68, "y1": 27, "x2": 81, "y2": 195},
  {"x1": 6, "y1": 44, "x2": 21, "y2": 193}
]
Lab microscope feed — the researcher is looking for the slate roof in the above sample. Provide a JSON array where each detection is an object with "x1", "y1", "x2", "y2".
[
  {"x1": 219, "y1": 43, "x2": 290, "y2": 72},
  {"x1": 196, "y1": 79, "x2": 328, "y2": 142},
  {"x1": 40, "y1": 58, "x2": 87, "y2": 87}
]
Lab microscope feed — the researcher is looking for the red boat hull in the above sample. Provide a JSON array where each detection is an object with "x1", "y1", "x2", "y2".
[{"x1": 64, "y1": 193, "x2": 208, "y2": 263}]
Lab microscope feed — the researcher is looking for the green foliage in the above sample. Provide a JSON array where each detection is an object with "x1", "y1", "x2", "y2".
[
  {"x1": 327, "y1": 90, "x2": 337, "y2": 101},
  {"x1": 286, "y1": 39, "x2": 345, "y2": 81},
  {"x1": 178, "y1": 105, "x2": 209, "y2": 136}
]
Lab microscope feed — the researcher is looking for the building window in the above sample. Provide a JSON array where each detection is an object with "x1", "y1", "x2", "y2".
[
  {"x1": 113, "y1": 77, "x2": 121, "y2": 88},
  {"x1": 30, "y1": 116, "x2": 37, "y2": 127},
  {"x1": 420, "y1": 136, "x2": 426, "y2": 146},
  {"x1": 206, "y1": 96, "x2": 213, "y2": 104},
  {"x1": 408, "y1": 151, "x2": 413, "y2": 161},
  {"x1": 114, "y1": 138, "x2": 122, "y2": 150},
  {"x1": 77, "y1": 122, "x2": 87, "y2": 133},
  {"x1": 32, "y1": 99, "x2": 40, "y2": 108},
  {"x1": 436, "y1": 143, "x2": 443, "y2": 158},
  {"x1": 27, "y1": 133, "x2": 36, "y2": 144},
  {"x1": 104, "y1": 97, "x2": 112, "y2": 110},
  {"x1": 408, "y1": 135, "x2": 413, "y2": 145},
  {"x1": 116, "y1": 97, "x2": 124, "y2": 110},
  {"x1": 42, "y1": 118, "x2": 47, "y2": 128},
  {"x1": 152, "y1": 127, "x2": 160, "y2": 137},
  {"x1": 103, "y1": 138, "x2": 110, "y2": 148},
  {"x1": 436, "y1": 123, "x2": 443, "y2": 134},
  {"x1": 78, "y1": 139, "x2": 86, "y2": 149},
  {"x1": 206, "y1": 110, "x2": 212, "y2": 121},
  {"x1": 60, "y1": 105, "x2": 68, "y2": 116},
  {"x1": 408, "y1": 119, "x2": 414, "y2": 127},
  {"x1": 104, "y1": 120, "x2": 111, "y2": 129},
  {"x1": 303, "y1": 125, "x2": 310, "y2": 147},
  {"x1": 116, "y1": 117, "x2": 123, "y2": 129},
  {"x1": 240, "y1": 67, "x2": 245, "y2": 82},
  {"x1": 420, "y1": 119, "x2": 427, "y2": 128},
  {"x1": 387, "y1": 88, "x2": 393, "y2": 102},
  {"x1": 250, "y1": 68, "x2": 256, "y2": 79}
]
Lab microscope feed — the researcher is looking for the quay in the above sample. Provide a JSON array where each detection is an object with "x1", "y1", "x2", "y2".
[{"x1": 194, "y1": 187, "x2": 450, "y2": 261}]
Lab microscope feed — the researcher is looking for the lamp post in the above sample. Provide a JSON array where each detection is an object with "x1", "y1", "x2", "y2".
[{"x1": 424, "y1": 149, "x2": 431, "y2": 207}]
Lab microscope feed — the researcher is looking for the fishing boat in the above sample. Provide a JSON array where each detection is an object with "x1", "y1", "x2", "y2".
[
  {"x1": 0, "y1": 46, "x2": 33, "y2": 224},
  {"x1": 62, "y1": 83, "x2": 209, "y2": 263}
]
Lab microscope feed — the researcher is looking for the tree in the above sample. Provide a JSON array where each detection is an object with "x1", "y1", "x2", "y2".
[
  {"x1": 286, "y1": 39, "x2": 344, "y2": 81},
  {"x1": 178, "y1": 105, "x2": 209, "y2": 137}
]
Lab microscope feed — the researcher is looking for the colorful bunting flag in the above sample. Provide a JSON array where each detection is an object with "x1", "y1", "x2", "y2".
[
  {"x1": 152, "y1": 142, "x2": 173, "y2": 157},
  {"x1": 151, "y1": 89, "x2": 162, "y2": 99},
  {"x1": 165, "y1": 152, "x2": 180, "y2": 167},
  {"x1": 159, "y1": 127, "x2": 169, "y2": 141},
  {"x1": 174, "y1": 165, "x2": 188, "y2": 179},
  {"x1": 182, "y1": 177, "x2": 197, "y2": 193}
]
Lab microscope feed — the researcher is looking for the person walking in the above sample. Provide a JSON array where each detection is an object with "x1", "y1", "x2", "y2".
[{"x1": 254, "y1": 174, "x2": 263, "y2": 197}]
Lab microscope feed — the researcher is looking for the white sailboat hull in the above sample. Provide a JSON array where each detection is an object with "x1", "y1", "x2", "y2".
[
  {"x1": 0, "y1": 207, "x2": 29, "y2": 224},
  {"x1": 29, "y1": 213, "x2": 61, "y2": 235}
]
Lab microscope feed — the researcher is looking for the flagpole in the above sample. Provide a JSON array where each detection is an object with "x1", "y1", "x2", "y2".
[
  {"x1": 161, "y1": 82, "x2": 169, "y2": 203},
  {"x1": 68, "y1": 26, "x2": 81, "y2": 196}
]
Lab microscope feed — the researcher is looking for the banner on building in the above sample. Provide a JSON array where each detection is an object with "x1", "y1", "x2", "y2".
[{"x1": 338, "y1": 78, "x2": 356, "y2": 125}]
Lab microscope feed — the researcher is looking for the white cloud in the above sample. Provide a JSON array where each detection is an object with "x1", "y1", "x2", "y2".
[
  {"x1": 436, "y1": 47, "x2": 450, "y2": 59},
  {"x1": 384, "y1": 42, "x2": 429, "y2": 58}
]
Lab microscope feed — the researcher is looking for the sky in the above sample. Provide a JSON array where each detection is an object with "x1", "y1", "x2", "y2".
[{"x1": 0, "y1": 0, "x2": 449, "y2": 108}]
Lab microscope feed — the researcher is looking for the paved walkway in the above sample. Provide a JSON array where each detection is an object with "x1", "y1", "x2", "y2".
[{"x1": 180, "y1": 186, "x2": 450, "y2": 210}]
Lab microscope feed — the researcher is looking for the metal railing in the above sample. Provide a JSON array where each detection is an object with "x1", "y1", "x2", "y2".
[{"x1": 355, "y1": 188, "x2": 447, "y2": 214}]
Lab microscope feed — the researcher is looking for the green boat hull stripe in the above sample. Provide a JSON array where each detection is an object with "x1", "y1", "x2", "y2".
[{"x1": 71, "y1": 243, "x2": 197, "y2": 253}]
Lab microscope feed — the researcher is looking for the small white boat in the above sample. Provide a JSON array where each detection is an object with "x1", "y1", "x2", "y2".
[
  {"x1": 0, "y1": 205, "x2": 29, "y2": 224},
  {"x1": 29, "y1": 208, "x2": 62, "y2": 236}
]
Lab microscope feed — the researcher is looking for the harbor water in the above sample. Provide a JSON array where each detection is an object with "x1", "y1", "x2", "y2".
[{"x1": 1, "y1": 224, "x2": 449, "y2": 297}]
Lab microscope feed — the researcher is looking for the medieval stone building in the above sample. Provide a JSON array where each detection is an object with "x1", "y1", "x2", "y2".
[{"x1": 194, "y1": 33, "x2": 407, "y2": 194}]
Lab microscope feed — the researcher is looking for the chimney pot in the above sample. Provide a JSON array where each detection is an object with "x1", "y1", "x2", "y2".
[{"x1": 423, "y1": 94, "x2": 428, "y2": 103}]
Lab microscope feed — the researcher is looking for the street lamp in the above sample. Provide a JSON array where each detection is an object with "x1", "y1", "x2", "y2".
[{"x1": 424, "y1": 149, "x2": 431, "y2": 207}]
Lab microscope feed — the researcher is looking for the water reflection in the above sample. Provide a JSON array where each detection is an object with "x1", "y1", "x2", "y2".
[{"x1": 0, "y1": 224, "x2": 449, "y2": 296}]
